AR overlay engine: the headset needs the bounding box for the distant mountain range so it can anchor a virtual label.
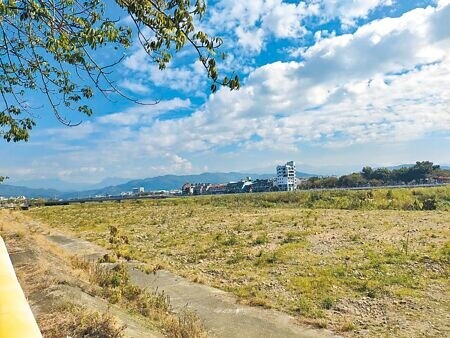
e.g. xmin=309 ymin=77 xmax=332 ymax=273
xmin=7 ymin=177 xmax=131 ymax=192
xmin=1 ymin=171 xmax=315 ymax=199
xmin=0 ymin=184 xmax=61 ymax=199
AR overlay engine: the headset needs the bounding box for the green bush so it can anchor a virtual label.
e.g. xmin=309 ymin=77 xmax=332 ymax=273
xmin=321 ymin=297 xmax=334 ymax=309
xmin=252 ymin=234 xmax=269 ymax=245
xmin=422 ymin=197 xmax=437 ymax=210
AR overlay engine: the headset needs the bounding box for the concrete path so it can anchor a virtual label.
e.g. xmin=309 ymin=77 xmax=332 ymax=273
xmin=129 ymin=268 xmax=335 ymax=338
xmin=45 ymin=231 xmax=339 ymax=338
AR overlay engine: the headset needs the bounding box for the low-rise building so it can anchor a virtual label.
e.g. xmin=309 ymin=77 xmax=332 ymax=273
xmin=193 ymin=183 xmax=209 ymax=195
xmin=226 ymin=179 xmax=252 ymax=194
xmin=132 ymin=187 xmax=145 ymax=195
xmin=206 ymin=184 xmax=227 ymax=194
xmin=434 ymin=176 xmax=450 ymax=184
xmin=182 ymin=183 xmax=194 ymax=195
xmin=252 ymin=178 xmax=275 ymax=192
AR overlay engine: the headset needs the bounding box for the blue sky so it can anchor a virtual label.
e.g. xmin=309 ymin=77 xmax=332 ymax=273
xmin=2 ymin=0 xmax=450 ymax=184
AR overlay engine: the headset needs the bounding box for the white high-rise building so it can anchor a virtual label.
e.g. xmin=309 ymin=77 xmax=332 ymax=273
xmin=276 ymin=161 xmax=296 ymax=191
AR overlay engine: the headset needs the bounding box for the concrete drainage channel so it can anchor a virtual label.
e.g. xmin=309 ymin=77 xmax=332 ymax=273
xmin=46 ymin=233 xmax=339 ymax=338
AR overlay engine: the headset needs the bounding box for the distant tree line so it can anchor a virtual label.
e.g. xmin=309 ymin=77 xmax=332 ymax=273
xmin=300 ymin=162 xmax=449 ymax=189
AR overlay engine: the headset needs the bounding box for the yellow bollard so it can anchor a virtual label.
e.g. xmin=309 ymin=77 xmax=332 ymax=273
xmin=0 ymin=236 xmax=42 ymax=338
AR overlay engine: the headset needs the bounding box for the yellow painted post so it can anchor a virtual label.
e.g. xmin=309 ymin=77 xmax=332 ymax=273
xmin=0 ymin=236 xmax=42 ymax=338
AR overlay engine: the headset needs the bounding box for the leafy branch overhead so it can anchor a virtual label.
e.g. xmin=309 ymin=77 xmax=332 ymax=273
xmin=0 ymin=0 xmax=240 ymax=142
xmin=116 ymin=0 xmax=240 ymax=92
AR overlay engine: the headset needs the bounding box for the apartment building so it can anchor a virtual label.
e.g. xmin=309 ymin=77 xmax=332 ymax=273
xmin=276 ymin=161 xmax=296 ymax=191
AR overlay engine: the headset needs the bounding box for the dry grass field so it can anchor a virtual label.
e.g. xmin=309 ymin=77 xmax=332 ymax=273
xmin=27 ymin=187 xmax=450 ymax=337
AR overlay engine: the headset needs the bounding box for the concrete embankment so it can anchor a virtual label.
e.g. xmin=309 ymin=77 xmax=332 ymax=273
xmin=0 ymin=236 xmax=42 ymax=338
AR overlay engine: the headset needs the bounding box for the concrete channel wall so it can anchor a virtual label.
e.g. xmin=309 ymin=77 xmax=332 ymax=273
xmin=0 ymin=236 xmax=41 ymax=338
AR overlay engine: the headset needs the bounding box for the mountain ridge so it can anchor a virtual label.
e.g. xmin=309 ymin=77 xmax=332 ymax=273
xmin=7 ymin=176 xmax=131 ymax=192
xmin=0 ymin=184 xmax=61 ymax=199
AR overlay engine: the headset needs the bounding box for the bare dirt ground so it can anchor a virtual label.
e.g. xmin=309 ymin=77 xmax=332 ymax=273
xmin=1 ymin=210 xmax=338 ymax=337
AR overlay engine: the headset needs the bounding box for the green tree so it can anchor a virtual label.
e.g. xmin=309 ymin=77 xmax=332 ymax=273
xmin=0 ymin=0 xmax=239 ymax=142
xmin=322 ymin=176 xmax=338 ymax=188
xmin=361 ymin=166 xmax=373 ymax=180
xmin=371 ymin=168 xmax=391 ymax=181
xmin=411 ymin=161 xmax=438 ymax=181
xmin=337 ymin=173 xmax=366 ymax=187
xmin=394 ymin=162 xmax=438 ymax=183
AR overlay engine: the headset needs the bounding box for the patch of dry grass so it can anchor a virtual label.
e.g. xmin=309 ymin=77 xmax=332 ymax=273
xmin=40 ymin=304 xmax=126 ymax=338
xmin=72 ymin=258 xmax=207 ymax=337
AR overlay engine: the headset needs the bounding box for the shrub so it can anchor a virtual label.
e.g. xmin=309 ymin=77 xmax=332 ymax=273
xmin=226 ymin=252 xmax=245 ymax=264
xmin=222 ymin=235 xmax=238 ymax=246
xmin=422 ymin=197 xmax=437 ymax=210
xmin=98 ymin=253 xmax=117 ymax=263
xmin=165 ymin=309 xmax=207 ymax=338
xmin=78 ymin=261 xmax=207 ymax=336
xmin=252 ymin=234 xmax=269 ymax=245
xmin=321 ymin=297 xmax=334 ymax=309
xmin=293 ymin=298 xmax=312 ymax=315
xmin=340 ymin=321 xmax=356 ymax=332
xmin=386 ymin=190 xmax=394 ymax=200
xmin=41 ymin=305 xmax=125 ymax=338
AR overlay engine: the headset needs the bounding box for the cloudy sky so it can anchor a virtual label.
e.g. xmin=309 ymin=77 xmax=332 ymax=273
xmin=2 ymin=0 xmax=450 ymax=184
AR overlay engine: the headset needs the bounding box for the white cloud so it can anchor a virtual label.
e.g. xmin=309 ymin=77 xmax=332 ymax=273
xmin=161 ymin=153 xmax=193 ymax=172
xmin=118 ymin=2 xmax=450 ymax=152
xmin=38 ymin=122 xmax=96 ymax=141
xmin=97 ymin=98 xmax=191 ymax=126
xmin=263 ymin=1 xmax=316 ymax=38
xmin=58 ymin=167 xmax=105 ymax=180
xmin=118 ymin=79 xmax=150 ymax=94
xmin=206 ymin=0 xmax=394 ymax=54
xmin=208 ymin=0 xmax=318 ymax=54
xmin=315 ymin=0 xmax=393 ymax=27
xmin=123 ymin=47 xmax=206 ymax=94
xmin=146 ymin=62 xmax=205 ymax=93
xmin=235 ymin=27 xmax=265 ymax=53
